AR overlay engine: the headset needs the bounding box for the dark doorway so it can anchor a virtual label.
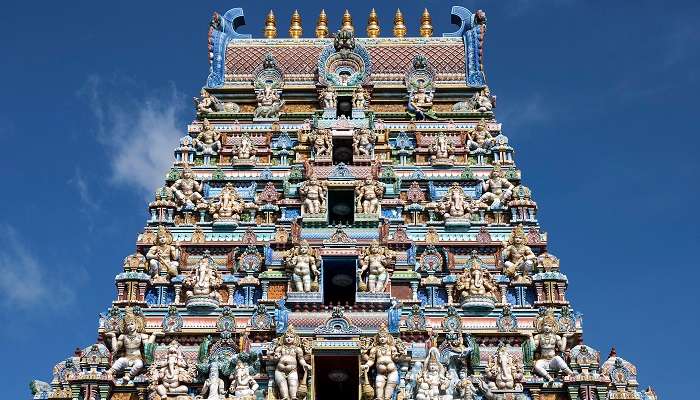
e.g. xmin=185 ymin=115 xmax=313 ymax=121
xmin=332 ymin=137 xmax=353 ymax=165
xmin=323 ymin=257 xmax=357 ymax=306
xmin=314 ymin=354 xmax=359 ymax=400
xmin=337 ymin=96 xmax=352 ymax=118
xmin=328 ymin=190 xmax=354 ymax=226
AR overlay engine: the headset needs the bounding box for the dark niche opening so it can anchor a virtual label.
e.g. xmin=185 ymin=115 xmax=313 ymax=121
xmin=314 ymin=354 xmax=359 ymax=400
xmin=323 ymin=257 xmax=357 ymax=306
xmin=336 ymin=96 xmax=353 ymax=118
xmin=332 ymin=137 xmax=353 ymax=165
xmin=328 ymin=189 xmax=354 ymax=225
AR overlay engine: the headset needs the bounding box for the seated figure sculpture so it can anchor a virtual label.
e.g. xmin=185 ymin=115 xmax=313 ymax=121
xmin=284 ymin=240 xmax=321 ymax=292
xmin=106 ymin=307 xmax=161 ymax=382
xmin=484 ymin=343 xmax=523 ymax=391
xmin=408 ymin=83 xmax=435 ymax=120
xmin=151 ymin=340 xmax=192 ymax=399
xmin=430 ymin=132 xmax=455 ymax=165
xmin=359 ymin=241 xmax=395 ymax=293
xmin=147 ymin=226 xmax=180 ymax=278
xmin=208 ymin=183 xmax=246 ymax=222
xmin=467 ymin=119 xmax=494 ymax=151
xmin=501 ymin=225 xmax=537 ymax=283
xmin=229 ymin=360 xmax=259 ymax=400
xmin=353 ymin=128 xmax=377 ymax=158
xmin=455 ymin=252 xmax=500 ymax=310
xmin=415 ymin=347 xmax=452 ymax=400
xmin=355 ymin=177 xmax=384 ymax=216
xmin=437 ymin=183 xmax=476 ymax=223
xmin=194 ymin=119 xmax=221 ymax=156
xmin=271 ymin=326 xmax=312 ymax=400
xmin=233 ymin=133 xmax=256 ymax=162
xmin=170 ymin=166 xmax=205 ymax=209
xmin=299 ymin=176 xmax=327 ymax=216
xmin=361 ymin=324 xmax=405 ymax=400
xmin=254 ymin=82 xmax=284 ymax=119
xmin=183 ymin=255 xmax=223 ymax=306
xmin=308 ymin=129 xmax=332 ymax=159
xmin=194 ymin=89 xmax=219 ymax=114
xmin=478 ymin=167 xmax=513 ymax=209
xmin=527 ymin=310 xmax=574 ymax=385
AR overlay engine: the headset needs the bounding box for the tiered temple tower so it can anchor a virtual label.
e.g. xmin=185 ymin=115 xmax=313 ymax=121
xmin=31 ymin=6 xmax=657 ymax=400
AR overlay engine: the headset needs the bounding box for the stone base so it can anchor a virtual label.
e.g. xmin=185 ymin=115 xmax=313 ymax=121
xmin=212 ymin=217 xmax=240 ymax=228
xmin=186 ymin=295 xmax=220 ymax=310
xmin=486 ymin=389 xmax=526 ymax=400
xmin=354 ymin=213 xmax=380 ymax=228
xmin=356 ymin=291 xmax=391 ymax=304
xmin=286 ymin=291 xmax=322 ymax=303
xmin=460 ymin=295 xmax=496 ymax=312
xmin=232 ymin=159 xmax=256 ymax=168
xmin=445 ymin=217 xmax=471 ymax=228
xmin=431 ymin=158 xmax=455 ymax=167
xmin=301 ymin=213 xmax=327 ymax=227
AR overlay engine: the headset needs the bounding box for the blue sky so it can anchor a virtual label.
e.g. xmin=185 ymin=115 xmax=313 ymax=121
xmin=0 ymin=0 xmax=698 ymax=398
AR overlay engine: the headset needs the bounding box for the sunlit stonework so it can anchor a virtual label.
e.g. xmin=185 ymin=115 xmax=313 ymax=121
xmin=31 ymin=5 xmax=656 ymax=400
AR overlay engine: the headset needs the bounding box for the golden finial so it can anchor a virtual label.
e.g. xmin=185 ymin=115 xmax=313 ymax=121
xmin=419 ymin=8 xmax=433 ymax=37
xmin=341 ymin=9 xmax=354 ymax=33
xmin=264 ymin=10 xmax=277 ymax=39
xmin=289 ymin=10 xmax=302 ymax=38
xmin=366 ymin=8 xmax=380 ymax=38
xmin=316 ymin=9 xmax=329 ymax=38
xmin=393 ymin=9 xmax=407 ymax=38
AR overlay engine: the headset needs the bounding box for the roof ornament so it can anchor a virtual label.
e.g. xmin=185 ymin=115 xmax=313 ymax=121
xmin=393 ymin=9 xmax=407 ymax=38
xmin=315 ymin=9 xmax=329 ymax=38
xmin=289 ymin=10 xmax=302 ymax=39
xmin=264 ymin=9 xmax=277 ymax=39
xmin=419 ymin=8 xmax=433 ymax=37
xmin=341 ymin=9 xmax=354 ymax=33
xmin=366 ymin=8 xmax=380 ymax=38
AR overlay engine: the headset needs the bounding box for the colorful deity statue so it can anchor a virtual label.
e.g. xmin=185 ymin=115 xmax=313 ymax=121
xmin=408 ymin=82 xmax=435 ymax=120
xmin=147 ymin=226 xmax=180 ymax=278
xmin=353 ymin=128 xmax=378 ymax=157
xmin=501 ymin=225 xmax=537 ymax=283
xmin=183 ymin=255 xmax=223 ymax=304
xmin=106 ymin=307 xmax=161 ymax=382
xmin=308 ymin=129 xmax=332 ymax=158
xmin=270 ymin=326 xmax=312 ymax=400
xmin=466 ymin=119 xmax=494 ymax=151
xmin=430 ymin=132 xmax=455 ymax=163
xmin=526 ymin=310 xmax=574 ymax=385
xmin=473 ymin=87 xmax=494 ymax=112
xmin=484 ymin=343 xmax=523 ymax=390
xmin=150 ymin=340 xmax=193 ymax=399
xmin=438 ymin=327 xmax=474 ymax=394
xmin=229 ymin=360 xmax=259 ymax=400
xmin=361 ymin=324 xmax=406 ymax=400
xmin=415 ymin=347 xmax=452 ymax=400
xmin=254 ymin=82 xmax=284 ymax=119
xmin=194 ymin=89 xmax=218 ymax=114
xmin=437 ymin=183 xmax=476 ymax=222
xmin=353 ymin=87 xmax=369 ymax=108
xmin=283 ymin=240 xmax=321 ymax=292
xmin=355 ymin=177 xmax=384 ymax=215
xmin=208 ymin=183 xmax=246 ymax=221
xmin=299 ymin=176 xmax=327 ymax=215
xmin=194 ymin=119 xmax=222 ymax=156
xmin=233 ymin=132 xmax=256 ymax=161
xmin=359 ymin=241 xmax=395 ymax=293
xmin=170 ymin=165 xmax=205 ymax=209
xmin=197 ymin=362 xmax=226 ymax=400
xmin=455 ymin=252 xmax=500 ymax=306
xmin=455 ymin=371 xmax=479 ymax=400
xmin=478 ymin=167 xmax=513 ymax=209
xmin=318 ymin=87 xmax=337 ymax=109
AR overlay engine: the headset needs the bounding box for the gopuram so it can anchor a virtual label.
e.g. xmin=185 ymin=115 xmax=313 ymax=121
xmin=31 ymin=6 xmax=658 ymax=400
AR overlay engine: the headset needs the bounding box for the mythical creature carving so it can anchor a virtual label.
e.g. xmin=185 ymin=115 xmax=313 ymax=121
xmin=437 ymin=183 xmax=478 ymax=222
xmin=254 ymin=82 xmax=284 ymax=119
xmin=106 ymin=307 xmax=161 ymax=382
xmin=501 ymin=225 xmax=537 ymax=283
xmin=233 ymin=132 xmax=256 ymax=162
xmin=455 ymin=252 xmax=500 ymax=307
xmin=484 ymin=343 xmax=523 ymax=390
xmin=270 ymin=326 xmax=312 ymax=400
xmin=429 ymin=132 xmax=454 ymax=163
xmin=355 ymin=177 xmax=384 ymax=215
xmin=147 ymin=226 xmax=180 ymax=278
xmin=283 ymin=240 xmax=321 ymax=293
xmin=150 ymin=340 xmax=194 ymax=400
xmin=361 ymin=324 xmax=406 ymax=400
xmin=358 ymin=241 xmax=395 ymax=293
xmin=229 ymin=360 xmax=259 ymax=400
xmin=299 ymin=176 xmax=327 ymax=215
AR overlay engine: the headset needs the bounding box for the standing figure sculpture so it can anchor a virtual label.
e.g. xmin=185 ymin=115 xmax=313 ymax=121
xmin=299 ymin=177 xmax=327 ymax=215
xmin=194 ymin=119 xmax=222 ymax=156
xmin=284 ymin=240 xmax=321 ymax=292
xmin=183 ymin=255 xmax=223 ymax=303
xmin=229 ymin=360 xmax=259 ymax=400
xmin=234 ymin=133 xmax=256 ymax=161
xmin=355 ymin=178 xmax=384 ymax=215
xmin=353 ymin=129 xmax=378 ymax=158
xmin=270 ymin=326 xmax=312 ymax=400
xmin=319 ymin=87 xmax=337 ymax=109
xmin=106 ymin=307 xmax=160 ymax=382
xmin=170 ymin=166 xmax=205 ymax=209
xmin=353 ymin=87 xmax=369 ymax=109
xmin=209 ymin=183 xmax=246 ymax=221
xmin=308 ymin=129 xmax=332 ymax=158
xmin=415 ymin=347 xmax=452 ymax=400
xmin=484 ymin=343 xmax=523 ymax=391
xmin=478 ymin=167 xmax=513 ymax=209
xmin=358 ymin=241 xmax=395 ymax=293
xmin=430 ymin=132 xmax=454 ymax=162
xmin=361 ymin=324 xmax=405 ymax=400
xmin=151 ymin=340 xmax=192 ymax=399
xmin=438 ymin=327 xmax=473 ymax=395
xmin=501 ymin=225 xmax=537 ymax=282
xmin=526 ymin=310 xmax=574 ymax=385
xmin=198 ymin=362 xmax=226 ymax=400
xmin=147 ymin=226 xmax=180 ymax=278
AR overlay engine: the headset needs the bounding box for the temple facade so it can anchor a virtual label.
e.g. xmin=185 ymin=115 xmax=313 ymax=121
xmin=31 ymin=6 xmax=657 ymax=400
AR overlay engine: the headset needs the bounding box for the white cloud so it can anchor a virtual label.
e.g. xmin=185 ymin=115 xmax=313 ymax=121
xmin=69 ymin=167 xmax=99 ymax=212
xmin=0 ymin=225 xmax=75 ymax=308
xmin=497 ymin=92 xmax=552 ymax=131
xmin=80 ymin=75 xmax=186 ymax=198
